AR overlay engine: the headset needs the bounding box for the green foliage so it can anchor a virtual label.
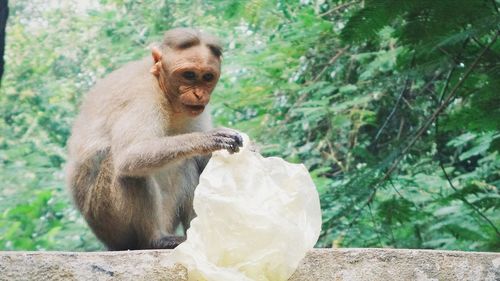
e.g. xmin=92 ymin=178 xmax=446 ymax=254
xmin=0 ymin=0 xmax=498 ymax=251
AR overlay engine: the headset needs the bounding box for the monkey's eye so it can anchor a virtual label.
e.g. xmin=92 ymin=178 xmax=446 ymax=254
xmin=182 ymin=71 xmax=196 ymax=80
xmin=202 ymin=73 xmax=215 ymax=82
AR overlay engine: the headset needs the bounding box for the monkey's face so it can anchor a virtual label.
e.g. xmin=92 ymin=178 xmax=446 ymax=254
xmin=156 ymin=43 xmax=222 ymax=116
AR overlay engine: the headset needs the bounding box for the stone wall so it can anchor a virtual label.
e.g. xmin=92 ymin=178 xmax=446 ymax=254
xmin=1 ymin=248 xmax=498 ymax=281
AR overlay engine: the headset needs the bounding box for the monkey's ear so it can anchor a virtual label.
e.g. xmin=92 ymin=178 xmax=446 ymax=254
xmin=151 ymin=47 xmax=162 ymax=63
xmin=150 ymin=62 xmax=162 ymax=77
xmin=150 ymin=47 xmax=163 ymax=77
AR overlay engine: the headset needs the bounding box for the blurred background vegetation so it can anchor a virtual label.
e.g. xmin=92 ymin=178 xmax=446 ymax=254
xmin=0 ymin=0 xmax=499 ymax=251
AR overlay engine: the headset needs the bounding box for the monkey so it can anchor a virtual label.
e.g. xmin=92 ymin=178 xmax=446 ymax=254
xmin=65 ymin=28 xmax=243 ymax=250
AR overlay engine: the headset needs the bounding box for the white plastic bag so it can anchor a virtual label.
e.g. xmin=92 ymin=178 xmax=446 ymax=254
xmin=171 ymin=133 xmax=321 ymax=281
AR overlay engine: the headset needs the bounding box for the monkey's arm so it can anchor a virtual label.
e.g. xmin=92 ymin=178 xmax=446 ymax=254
xmin=111 ymin=108 xmax=241 ymax=177
xmin=114 ymin=130 xmax=241 ymax=177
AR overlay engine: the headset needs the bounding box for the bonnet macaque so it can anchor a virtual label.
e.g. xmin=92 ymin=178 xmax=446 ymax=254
xmin=66 ymin=28 xmax=242 ymax=250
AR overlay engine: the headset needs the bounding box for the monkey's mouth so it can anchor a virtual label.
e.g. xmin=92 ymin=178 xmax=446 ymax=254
xmin=183 ymin=104 xmax=206 ymax=115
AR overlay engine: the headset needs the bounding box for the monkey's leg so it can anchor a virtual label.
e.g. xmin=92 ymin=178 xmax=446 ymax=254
xmin=84 ymin=174 xmax=168 ymax=251
xmin=71 ymin=154 xmax=141 ymax=250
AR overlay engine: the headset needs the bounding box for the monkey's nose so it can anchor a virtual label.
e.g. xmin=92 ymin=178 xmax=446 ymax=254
xmin=193 ymin=89 xmax=202 ymax=100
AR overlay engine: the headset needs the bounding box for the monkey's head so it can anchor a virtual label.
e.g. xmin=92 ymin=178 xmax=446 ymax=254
xmin=151 ymin=28 xmax=223 ymax=116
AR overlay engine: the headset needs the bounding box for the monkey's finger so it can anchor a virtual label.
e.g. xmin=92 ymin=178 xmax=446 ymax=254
xmin=227 ymin=144 xmax=240 ymax=154
xmin=233 ymin=133 xmax=243 ymax=147
xmin=227 ymin=145 xmax=240 ymax=154
xmin=217 ymin=143 xmax=238 ymax=154
xmin=223 ymin=143 xmax=241 ymax=154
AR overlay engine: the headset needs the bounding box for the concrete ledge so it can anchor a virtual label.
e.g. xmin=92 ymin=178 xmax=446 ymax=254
xmin=290 ymin=248 xmax=499 ymax=281
xmin=0 ymin=248 xmax=499 ymax=281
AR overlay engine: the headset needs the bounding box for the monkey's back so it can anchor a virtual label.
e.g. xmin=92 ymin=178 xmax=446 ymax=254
xmin=68 ymin=58 xmax=155 ymax=156
xmin=65 ymin=58 xmax=158 ymax=218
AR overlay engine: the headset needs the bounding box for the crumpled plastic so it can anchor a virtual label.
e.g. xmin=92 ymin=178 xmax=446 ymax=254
xmin=171 ymin=133 xmax=322 ymax=281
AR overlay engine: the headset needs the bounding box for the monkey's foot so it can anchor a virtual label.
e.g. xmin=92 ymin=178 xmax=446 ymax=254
xmin=150 ymin=236 xmax=186 ymax=249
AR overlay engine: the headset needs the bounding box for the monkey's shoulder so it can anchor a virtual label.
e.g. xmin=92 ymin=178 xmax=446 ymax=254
xmin=85 ymin=57 xmax=156 ymax=101
xmin=100 ymin=57 xmax=151 ymax=83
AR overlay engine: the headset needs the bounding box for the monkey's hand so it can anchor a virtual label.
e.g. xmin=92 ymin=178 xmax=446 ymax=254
xmin=203 ymin=128 xmax=243 ymax=154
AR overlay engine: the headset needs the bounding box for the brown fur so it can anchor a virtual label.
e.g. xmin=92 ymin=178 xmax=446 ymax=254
xmin=66 ymin=28 xmax=242 ymax=250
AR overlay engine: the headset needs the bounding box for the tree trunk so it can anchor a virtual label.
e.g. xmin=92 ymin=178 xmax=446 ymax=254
xmin=0 ymin=0 xmax=8 ymax=85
